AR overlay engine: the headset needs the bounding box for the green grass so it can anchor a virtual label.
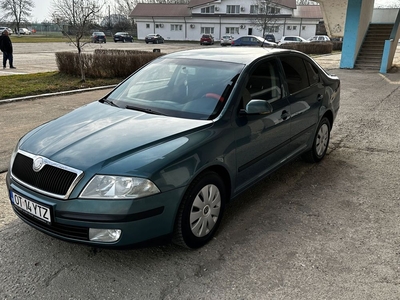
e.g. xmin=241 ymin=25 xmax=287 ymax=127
xmin=0 ymin=72 xmax=123 ymax=100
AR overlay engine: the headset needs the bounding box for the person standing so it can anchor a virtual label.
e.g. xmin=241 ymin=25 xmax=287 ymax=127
xmin=0 ymin=30 xmax=16 ymax=69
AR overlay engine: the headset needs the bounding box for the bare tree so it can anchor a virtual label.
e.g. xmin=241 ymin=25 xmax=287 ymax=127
xmin=0 ymin=0 xmax=34 ymax=33
xmin=249 ymin=0 xmax=281 ymax=38
xmin=52 ymin=0 xmax=104 ymax=81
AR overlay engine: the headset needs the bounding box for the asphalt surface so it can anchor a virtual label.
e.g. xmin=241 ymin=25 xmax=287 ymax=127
xmin=1 ymin=44 xmax=400 ymax=299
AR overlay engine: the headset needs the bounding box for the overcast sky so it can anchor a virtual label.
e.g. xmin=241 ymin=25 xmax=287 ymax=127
xmin=29 ymin=0 xmax=400 ymax=23
xmin=31 ymin=0 xmax=53 ymax=22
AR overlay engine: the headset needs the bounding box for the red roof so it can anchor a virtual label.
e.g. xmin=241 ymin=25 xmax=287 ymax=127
xmin=130 ymin=3 xmax=191 ymax=18
xmin=293 ymin=5 xmax=323 ymax=19
xmin=188 ymin=0 xmax=217 ymax=8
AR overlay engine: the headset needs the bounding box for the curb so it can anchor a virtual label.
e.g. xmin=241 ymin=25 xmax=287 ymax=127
xmin=0 ymin=85 xmax=117 ymax=105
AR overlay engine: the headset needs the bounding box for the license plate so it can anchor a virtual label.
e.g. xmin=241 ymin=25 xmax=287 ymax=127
xmin=11 ymin=192 xmax=51 ymax=223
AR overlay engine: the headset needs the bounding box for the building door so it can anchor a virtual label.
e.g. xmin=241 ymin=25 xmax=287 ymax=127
xmin=248 ymin=28 xmax=252 ymax=35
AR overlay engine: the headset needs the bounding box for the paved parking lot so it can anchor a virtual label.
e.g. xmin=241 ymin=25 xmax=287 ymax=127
xmin=1 ymin=43 xmax=400 ymax=299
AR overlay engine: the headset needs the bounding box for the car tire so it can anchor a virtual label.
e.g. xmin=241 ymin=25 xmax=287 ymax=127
xmin=173 ymin=171 xmax=226 ymax=249
xmin=302 ymin=117 xmax=331 ymax=163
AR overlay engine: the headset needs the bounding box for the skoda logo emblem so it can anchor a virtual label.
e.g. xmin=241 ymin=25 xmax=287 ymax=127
xmin=32 ymin=157 xmax=45 ymax=172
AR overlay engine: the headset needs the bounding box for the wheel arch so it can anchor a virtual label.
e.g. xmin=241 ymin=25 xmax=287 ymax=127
xmin=322 ymin=109 xmax=334 ymax=130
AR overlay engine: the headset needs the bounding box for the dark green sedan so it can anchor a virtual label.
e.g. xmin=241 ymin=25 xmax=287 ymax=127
xmin=6 ymin=48 xmax=340 ymax=249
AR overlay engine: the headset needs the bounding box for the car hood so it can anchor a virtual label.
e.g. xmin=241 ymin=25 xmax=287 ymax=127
xmin=19 ymin=101 xmax=212 ymax=171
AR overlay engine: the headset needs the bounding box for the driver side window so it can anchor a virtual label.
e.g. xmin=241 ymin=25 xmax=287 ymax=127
xmin=242 ymin=59 xmax=282 ymax=108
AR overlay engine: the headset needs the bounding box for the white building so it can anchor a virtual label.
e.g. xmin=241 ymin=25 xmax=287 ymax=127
xmin=130 ymin=0 xmax=323 ymax=42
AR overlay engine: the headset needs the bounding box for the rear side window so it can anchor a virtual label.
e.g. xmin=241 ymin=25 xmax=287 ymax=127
xmin=279 ymin=56 xmax=309 ymax=94
xmin=304 ymin=61 xmax=320 ymax=85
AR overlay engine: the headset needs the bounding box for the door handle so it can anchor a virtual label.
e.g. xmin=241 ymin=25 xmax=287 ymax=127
xmin=281 ymin=110 xmax=289 ymax=120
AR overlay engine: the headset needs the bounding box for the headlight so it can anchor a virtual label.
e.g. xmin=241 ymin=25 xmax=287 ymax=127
xmin=80 ymin=175 xmax=160 ymax=199
xmin=9 ymin=142 xmax=20 ymax=172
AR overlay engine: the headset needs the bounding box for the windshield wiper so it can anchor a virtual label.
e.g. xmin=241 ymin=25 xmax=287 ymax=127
xmin=126 ymin=105 xmax=166 ymax=116
xmin=100 ymin=98 xmax=119 ymax=107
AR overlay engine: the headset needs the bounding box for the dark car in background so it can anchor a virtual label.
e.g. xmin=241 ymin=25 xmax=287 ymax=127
xmin=145 ymin=33 xmax=164 ymax=44
xmin=264 ymin=34 xmax=276 ymax=43
xmin=91 ymin=31 xmax=106 ymax=43
xmin=113 ymin=32 xmax=134 ymax=43
xmin=200 ymin=34 xmax=214 ymax=45
xmin=231 ymin=35 xmax=277 ymax=47
xmin=6 ymin=48 xmax=340 ymax=249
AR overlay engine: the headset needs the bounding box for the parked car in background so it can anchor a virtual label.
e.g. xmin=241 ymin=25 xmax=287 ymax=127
xmin=278 ymin=36 xmax=309 ymax=45
xmin=145 ymin=33 xmax=164 ymax=44
xmin=308 ymin=35 xmax=331 ymax=42
xmin=91 ymin=31 xmax=106 ymax=43
xmin=19 ymin=28 xmax=31 ymax=35
xmin=220 ymin=35 xmax=234 ymax=46
xmin=264 ymin=34 xmax=276 ymax=43
xmin=231 ymin=35 xmax=277 ymax=47
xmin=6 ymin=47 xmax=340 ymax=249
xmin=200 ymin=34 xmax=214 ymax=45
xmin=0 ymin=27 xmax=13 ymax=35
xmin=113 ymin=32 xmax=134 ymax=43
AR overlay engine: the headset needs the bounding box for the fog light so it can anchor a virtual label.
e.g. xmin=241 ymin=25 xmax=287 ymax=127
xmin=89 ymin=228 xmax=122 ymax=242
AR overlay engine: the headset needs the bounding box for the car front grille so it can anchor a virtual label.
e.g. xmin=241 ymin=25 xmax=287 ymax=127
xmin=11 ymin=151 xmax=84 ymax=199
xmin=14 ymin=206 xmax=89 ymax=240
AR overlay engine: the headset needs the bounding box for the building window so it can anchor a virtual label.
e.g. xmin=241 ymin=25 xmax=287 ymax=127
xmin=293 ymin=26 xmax=297 ymax=30
xmin=302 ymin=26 xmax=306 ymax=30
xmin=146 ymin=24 xmax=150 ymax=28
xmin=226 ymin=5 xmax=240 ymax=14
xmin=266 ymin=26 xmax=279 ymax=33
xmin=267 ymin=6 xmax=280 ymax=14
xmin=226 ymin=27 xmax=239 ymax=34
xmin=201 ymin=27 xmax=214 ymax=34
xmin=287 ymin=26 xmax=292 ymax=30
xmin=201 ymin=6 xmax=215 ymax=13
xmin=155 ymin=24 xmax=163 ymax=28
xmin=250 ymin=5 xmax=258 ymax=14
xmin=171 ymin=24 xmax=183 ymax=31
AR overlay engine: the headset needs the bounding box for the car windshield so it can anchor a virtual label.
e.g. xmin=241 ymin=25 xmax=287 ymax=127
xmin=106 ymin=57 xmax=244 ymax=120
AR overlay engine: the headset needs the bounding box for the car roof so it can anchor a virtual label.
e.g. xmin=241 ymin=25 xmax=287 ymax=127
xmin=163 ymin=47 xmax=292 ymax=65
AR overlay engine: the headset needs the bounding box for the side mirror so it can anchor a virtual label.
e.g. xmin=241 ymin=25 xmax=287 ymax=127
xmin=241 ymin=99 xmax=273 ymax=115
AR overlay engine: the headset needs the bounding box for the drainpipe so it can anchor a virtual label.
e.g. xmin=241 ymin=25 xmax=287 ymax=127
xmin=219 ymin=14 xmax=222 ymax=40
xmin=184 ymin=17 xmax=187 ymax=40
xmin=152 ymin=17 xmax=155 ymax=33
xmin=299 ymin=18 xmax=303 ymax=37
xmin=283 ymin=18 xmax=286 ymax=36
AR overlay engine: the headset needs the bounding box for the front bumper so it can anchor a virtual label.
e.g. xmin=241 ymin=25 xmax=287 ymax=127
xmin=6 ymin=173 xmax=186 ymax=248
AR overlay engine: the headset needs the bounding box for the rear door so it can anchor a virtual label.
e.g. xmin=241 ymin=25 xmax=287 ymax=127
xmin=278 ymin=54 xmax=325 ymax=154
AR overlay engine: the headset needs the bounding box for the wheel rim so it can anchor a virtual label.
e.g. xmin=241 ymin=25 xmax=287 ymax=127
xmin=190 ymin=184 xmax=221 ymax=237
xmin=315 ymin=123 xmax=329 ymax=156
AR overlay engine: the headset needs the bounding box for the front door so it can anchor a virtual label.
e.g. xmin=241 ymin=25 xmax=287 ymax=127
xmin=234 ymin=59 xmax=291 ymax=193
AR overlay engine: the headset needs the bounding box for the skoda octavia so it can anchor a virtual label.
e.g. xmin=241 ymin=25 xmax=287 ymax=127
xmin=6 ymin=48 xmax=340 ymax=249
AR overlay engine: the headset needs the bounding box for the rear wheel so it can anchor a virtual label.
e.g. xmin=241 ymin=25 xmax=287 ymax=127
xmin=173 ymin=171 xmax=226 ymax=249
xmin=303 ymin=117 xmax=331 ymax=163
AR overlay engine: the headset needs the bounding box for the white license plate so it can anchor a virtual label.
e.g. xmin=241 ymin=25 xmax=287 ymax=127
xmin=12 ymin=192 xmax=51 ymax=223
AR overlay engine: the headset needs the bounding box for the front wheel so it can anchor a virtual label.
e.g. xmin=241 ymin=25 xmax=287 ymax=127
xmin=173 ymin=171 xmax=226 ymax=249
xmin=303 ymin=117 xmax=331 ymax=163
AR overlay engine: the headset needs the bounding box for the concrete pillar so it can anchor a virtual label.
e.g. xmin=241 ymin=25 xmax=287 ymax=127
xmin=316 ymin=0 xmax=348 ymax=38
